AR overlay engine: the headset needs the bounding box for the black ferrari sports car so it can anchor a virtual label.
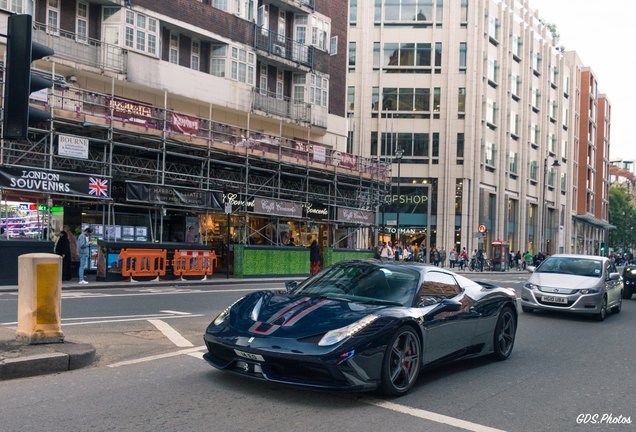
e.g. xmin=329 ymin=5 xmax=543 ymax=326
xmin=203 ymin=260 xmax=518 ymax=395
xmin=623 ymin=263 xmax=636 ymax=299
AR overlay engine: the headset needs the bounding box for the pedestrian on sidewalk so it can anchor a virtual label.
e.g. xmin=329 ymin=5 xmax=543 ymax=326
xmin=309 ymin=240 xmax=320 ymax=275
xmin=54 ymin=230 xmax=72 ymax=281
xmin=77 ymin=227 xmax=92 ymax=284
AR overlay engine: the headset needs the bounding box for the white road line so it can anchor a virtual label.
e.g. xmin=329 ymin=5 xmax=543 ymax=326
xmin=362 ymin=398 xmax=507 ymax=432
xmin=108 ymin=346 xmax=206 ymax=368
xmin=0 ymin=312 xmax=202 ymax=327
xmin=160 ymin=310 xmax=191 ymax=315
xmin=187 ymin=352 xmax=203 ymax=359
xmin=148 ymin=319 xmax=194 ymax=347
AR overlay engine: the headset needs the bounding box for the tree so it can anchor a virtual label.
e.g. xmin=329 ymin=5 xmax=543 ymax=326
xmin=608 ymin=186 xmax=636 ymax=251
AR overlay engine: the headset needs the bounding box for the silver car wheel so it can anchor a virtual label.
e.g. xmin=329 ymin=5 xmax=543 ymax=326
xmin=595 ymin=296 xmax=607 ymax=321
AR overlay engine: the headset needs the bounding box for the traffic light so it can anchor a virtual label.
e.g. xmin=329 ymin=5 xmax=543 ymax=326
xmin=2 ymin=14 xmax=54 ymax=139
xmin=600 ymin=242 xmax=606 ymax=255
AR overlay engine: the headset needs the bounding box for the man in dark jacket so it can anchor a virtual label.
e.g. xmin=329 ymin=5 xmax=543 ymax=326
xmin=309 ymin=240 xmax=320 ymax=275
xmin=54 ymin=230 xmax=72 ymax=281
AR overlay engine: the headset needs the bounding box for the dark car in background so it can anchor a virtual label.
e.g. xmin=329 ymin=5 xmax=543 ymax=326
xmin=203 ymin=260 xmax=518 ymax=396
xmin=623 ymin=263 xmax=636 ymax=299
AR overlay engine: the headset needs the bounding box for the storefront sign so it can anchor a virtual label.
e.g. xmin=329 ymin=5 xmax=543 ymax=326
xmin=313 ymin=145 xmax=326 ymax=163
xmin=303 ymin=202 xmax=329 ymax=220
xmin=0 ymin=166 xmax=109 ymax=198
xmin=126 ymin=182 xmax=222 ymax=209
xmin=171 ymin=112 xmax=200 ymax=135
xmin=107 ymin=97 xmax=155 ymax=126
xmin=253 ymin=197 xmax=302 ymax=218
xmin=58 ymin=134 xmax=89 ymax=159
xmin=331 ymin=151 xmax=357 ymax=169
xmin=337 ymin=207 xmax=374 ymax=225
xmin=384 ymin=194 xmax=428 ymax=204
xmin=223 ymin=193 xmax=255 ymax=210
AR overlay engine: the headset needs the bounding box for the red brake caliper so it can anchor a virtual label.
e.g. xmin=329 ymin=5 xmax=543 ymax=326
xmin=404 ymin=346 xmax=412 ymax=370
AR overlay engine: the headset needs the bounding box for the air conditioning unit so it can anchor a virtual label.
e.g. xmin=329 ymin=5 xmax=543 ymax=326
xmin=272 ymin=44 xmax=284 ymax=56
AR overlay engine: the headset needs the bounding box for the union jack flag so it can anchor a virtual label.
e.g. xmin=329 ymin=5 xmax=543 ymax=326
xmin=88 ymin=177 xmax=109 ymax=197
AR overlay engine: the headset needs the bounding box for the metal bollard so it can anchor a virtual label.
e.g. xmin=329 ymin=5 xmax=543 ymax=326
xmin=16 ymin=253 xmax=64 ymax=344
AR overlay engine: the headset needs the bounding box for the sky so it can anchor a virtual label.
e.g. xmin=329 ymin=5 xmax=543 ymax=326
xmin=529 ymin=0 xmax=636 ymax=161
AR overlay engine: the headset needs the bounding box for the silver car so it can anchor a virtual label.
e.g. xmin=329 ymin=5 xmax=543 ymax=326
xmin=521 ymin=254 xmax=623 ymax=321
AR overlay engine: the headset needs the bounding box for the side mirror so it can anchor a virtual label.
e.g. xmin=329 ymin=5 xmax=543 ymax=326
xmin=424 ymin=298 xmax=462 ymax=321
xmin=527 ymin=266 xmax=535 ymax=273
xmin=285 ymin=281 xmax=298 ymax=293
xmin=609 ymin=272 xmax=620 ymax=281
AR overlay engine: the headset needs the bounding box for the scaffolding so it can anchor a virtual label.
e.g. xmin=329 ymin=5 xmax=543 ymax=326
xmin=0 ymin=73 xmax=391 ymax=247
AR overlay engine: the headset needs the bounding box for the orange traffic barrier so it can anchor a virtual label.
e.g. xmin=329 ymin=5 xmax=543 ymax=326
xmin=119 ymin=248 xmax=167 ymax=281
xmin=172 ymin=249 xmax=217 ymax=280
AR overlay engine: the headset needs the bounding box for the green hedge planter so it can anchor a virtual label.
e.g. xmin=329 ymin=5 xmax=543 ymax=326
xmin=323 ymin=248 xmax=375 ymax=267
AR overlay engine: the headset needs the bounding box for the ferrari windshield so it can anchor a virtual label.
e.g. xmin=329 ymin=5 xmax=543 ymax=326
xmin=536 ymin=257 xmax=603 ymax=278
xmin=294 ymin=262 xmax=421 ymax=306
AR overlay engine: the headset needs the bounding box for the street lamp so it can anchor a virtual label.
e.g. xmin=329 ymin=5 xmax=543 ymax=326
xmin=542 ymin=157 xmax=561 ymax=254
xmin=395 ymin=147 xmax=404 ymax=248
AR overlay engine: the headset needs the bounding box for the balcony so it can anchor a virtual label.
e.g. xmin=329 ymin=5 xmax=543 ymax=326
xmin=268 ymin=0 xmax=315 ymax=13
xmin=32 ymin=22 xmax=126 ymax=75
xmin=254 ymin=28 xmax=313 ymax=69
xmin=253 ymin=89 xmax=311 ymax=124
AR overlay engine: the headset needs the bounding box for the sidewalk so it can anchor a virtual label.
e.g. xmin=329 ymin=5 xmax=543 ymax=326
xmin=0 ymin=273 xmax=299 ymax=380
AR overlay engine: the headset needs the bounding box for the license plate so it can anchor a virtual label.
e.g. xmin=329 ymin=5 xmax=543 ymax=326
xmin=541 ymin=295 xmax=568 ymax=304
xmin=234 ymin=349 xmax=265 ymax=362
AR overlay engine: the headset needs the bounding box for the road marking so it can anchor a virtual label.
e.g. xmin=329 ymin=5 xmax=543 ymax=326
xmin=0 ymin=312 xmax=201 ymax=326
xmin=362 ymin=398 xmax=507 ymax=432
xmin=148 ymin=319 xmax=194 ymax=347
xmin=160 ymin=310 xmax=191 ymax=315
xmin=108 ymin=346 xmax=206 ymax=368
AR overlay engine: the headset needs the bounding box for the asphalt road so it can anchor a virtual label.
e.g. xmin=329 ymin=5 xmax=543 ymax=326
xmin=0 ymin=274 xmax=634 ymax=432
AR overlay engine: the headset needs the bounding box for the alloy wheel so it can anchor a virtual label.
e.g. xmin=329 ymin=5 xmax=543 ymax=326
xmin=388 ymin=329 xmax=420 ymax=392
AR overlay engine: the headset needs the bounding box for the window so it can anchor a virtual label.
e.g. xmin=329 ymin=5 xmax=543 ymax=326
xmin=293 ymin=74 xmax=305 ymax=102
xmin=486 ymin=99 xmax=496 ymax=126
xmin=330 ymin=36 xmax=338 ymax=55
xmin=433 ymin=88 xmax=441 ymax=112
xmin=381 ymin=87 xmax=431 ymax=112
xmin=417 ymin=271 xmax=461 ymax=307
xmin=348 ymin=42 xmax=356 ymax=67
xmin=511 ymin=74 xmax=521 ymax=99
xmin=276 ymin=71 xmax=284 ymax=100
xmin=509 ymin=152 xmax=518 ymax=175
xmin=210 ymin=45 xmax=226 ymax=77
xmin=230 ymin=47 xmax=255 ymax=85
xmin=532 ymin=51 xmax=541 ymax=72
xmin=309 ymin=74 xmax=328 ymax=107
xmin=235 ymin=0 xmax=254 ymax=21
xmin=459 ymin=42 xmax=467 ymax=70
xmin=350 ymin=0 xmax=357 ymax=23
xmin=124 ymin=10 xmax=158 ymax=56
xmin=381 ymin=42 xmax=437 ymax=70
xmin=531 ymin=88 xmax=540 ymax=110
xmin=76 ymin=1 xmax=89 ymax=43
xmin=432 ymin=133 xmax=439 ymax=157
xmin=529 ymin=160 xmax=538 ymax=181
xmin=169 ymin=33 xmax=179 ymax=64
xmin=47 ymin=0 xmax=60 ymax=34
xmin=312 ymin=15 xmax=330 ymax=51
xmin=191 ymin=40 xmax=200 ymax=71
xmin=530 ymin=124 xmax=540 ymax=146
xmin=487 ymin=59 xmax=498 ymax=85
xmin=373 ymin=42 xmax=381 ymax=68
xmin=460 ymin=0 xmax=468 ymax=23
xmin=347 ymin=86 xmax=355 ymax=112
xmin=457 ymin=133 xmax=464 ymax=158
xmin=485 ymin=142 xmax=495 ymax=166
xmin=488 ymin=16 xmax=499 ymax=42
xmin=510 ymin=112 xmax=519 ymax=137
xmin=434 ymin=42 xmax=442 ymax=69
xmin=512 ymin=34 xmax=521 ymax=59
xmin=458 ymin=88 xmax=466 ymax=114
xmin=0 ymin=0 xmax=33 ymax=14
xmin=213 ymin=0 xmax=228 ymax=11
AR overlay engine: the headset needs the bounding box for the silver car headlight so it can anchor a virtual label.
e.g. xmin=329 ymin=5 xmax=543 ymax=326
xmin=318 ymin=314 xmax=379 ymax=346
xmin=580 ymin=288 xmax=600 ymax=294
xmin=523 ymin=282 xmax=539 ymax=290
xmin=213 ymin=296 xmax=246 ymax=326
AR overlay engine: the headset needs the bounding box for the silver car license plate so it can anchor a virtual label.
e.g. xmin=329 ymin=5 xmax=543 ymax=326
xmin=234 ymin=349 xmax=265 ymax=362
xmin=541 ymin=295 xmax=568 ymax=304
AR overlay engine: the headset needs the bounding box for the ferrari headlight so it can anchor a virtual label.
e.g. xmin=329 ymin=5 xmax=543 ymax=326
xmin=318 ymin=314 xmax=379 ymax=346
xmin=212 ymin=296 xmax=245 ymax=326
xmin=523 ymin=282 xmax=539 ymax=290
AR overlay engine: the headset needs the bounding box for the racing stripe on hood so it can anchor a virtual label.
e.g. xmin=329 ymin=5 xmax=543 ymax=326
xmin=283 ymin=299 xmax=330 ymax=326
xmin=265 ymin=297 xmax=312 ymax=324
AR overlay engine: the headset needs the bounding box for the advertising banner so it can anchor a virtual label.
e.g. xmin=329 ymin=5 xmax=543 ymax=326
xmin=58 ymin=134 xmax=89 ymax=159
xmin=303 ymin=202 xmax=329 ymax=220
xmin=253 ymin=197 xmax=303 ymax=218
xmin=126 ymin=182 xmax=223 ymax=209
xmin=0 ymin=166 xmax=109 ymax=198
xmin=107 ymin=97 xmax=156 ymax=127
xmin=171 ymin=112 xmax=200 ymax=135
xmin=336 ymin=207 xmax=374 ymax=225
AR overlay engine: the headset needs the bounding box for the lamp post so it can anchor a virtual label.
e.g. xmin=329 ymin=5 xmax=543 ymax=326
xmin=395 ymin=147 xmax=404 ymax=248
xmin=542 ymin=157 xmax=561 ymax=254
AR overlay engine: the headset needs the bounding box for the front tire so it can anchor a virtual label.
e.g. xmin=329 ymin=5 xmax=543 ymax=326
xmin=595 ymin=296 xmax=607 ymax=321
xmin=492 ymin=306 xmax=517 ymax=361
xmin=611 ymin=296 xmax=622 ymax=314
xmin=379 ymin=326 xmax=421 ymax=396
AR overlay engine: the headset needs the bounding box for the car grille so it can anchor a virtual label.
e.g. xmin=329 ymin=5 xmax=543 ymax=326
xmin=206 ymin=341 xmax=237 ymax=363
xmin=266 ymin=358 xmax=340 ymax=384
xmin=538 ymin=286 xmax=577 ymax=295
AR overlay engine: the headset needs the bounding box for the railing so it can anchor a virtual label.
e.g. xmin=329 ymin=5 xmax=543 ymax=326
xmin=253 ymin=27 xmax=313 ymax=68
xmin=37 ymin=85 xmax=391 ymax=181
xmin=279 ymin=0 xmax=315 ymax=10
xmin=253 ymin=89 xmax=311 ymax=123
xmin=32 ymin=22 xmax=126 ymax=74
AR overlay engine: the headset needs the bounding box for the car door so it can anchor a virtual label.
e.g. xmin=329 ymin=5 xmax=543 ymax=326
xmin=417 ymin=270 xmax=477 ymax=363
xmin=606 ymin=261 xmax=622 ymax=306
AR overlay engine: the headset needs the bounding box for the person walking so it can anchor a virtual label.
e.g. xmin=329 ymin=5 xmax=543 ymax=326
xmin=449 ymin=248 xmax=457 ymax=269
xmin=77 ymin=227 xmax=92 ymax=284
xmin=458 ymin=248 xmax=468 ymax=270
xmin=309 ymin=240 xmax=320 ymax=275
xmin=54 ymin=230 xmax=72 ymax=281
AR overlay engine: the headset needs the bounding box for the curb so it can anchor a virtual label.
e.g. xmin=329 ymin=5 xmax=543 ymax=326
xmin=0 ymin=341 xmax=96 ymax=380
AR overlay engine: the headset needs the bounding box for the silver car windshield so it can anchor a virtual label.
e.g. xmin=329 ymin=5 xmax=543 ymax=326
xmin=295 ymin=262 xmax=421 ymax=306
xmin=537 ymin=257 xmax=603 ymax=278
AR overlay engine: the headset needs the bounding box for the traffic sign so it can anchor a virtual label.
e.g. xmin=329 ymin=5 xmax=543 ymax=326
xmin=478 ymin=224 xmax=487 ymax=233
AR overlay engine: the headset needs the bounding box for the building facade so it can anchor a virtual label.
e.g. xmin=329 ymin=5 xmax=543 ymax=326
xmin=0 ymin=0 xmax=388 ymax=275
xmin=348 ymin=0 xmax=611 ymax=258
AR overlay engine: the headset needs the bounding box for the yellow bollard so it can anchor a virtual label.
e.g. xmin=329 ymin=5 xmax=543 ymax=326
xmin=16 ymin=253 xmax=64 ymax=344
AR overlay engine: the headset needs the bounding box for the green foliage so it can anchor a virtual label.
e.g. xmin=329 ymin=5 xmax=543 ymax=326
xmin=609 ymin=186 xmax=636 ymax=250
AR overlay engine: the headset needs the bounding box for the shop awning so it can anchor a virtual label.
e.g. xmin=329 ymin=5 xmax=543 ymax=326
xmin=573 ymin=214 xmax=615 ymax=230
